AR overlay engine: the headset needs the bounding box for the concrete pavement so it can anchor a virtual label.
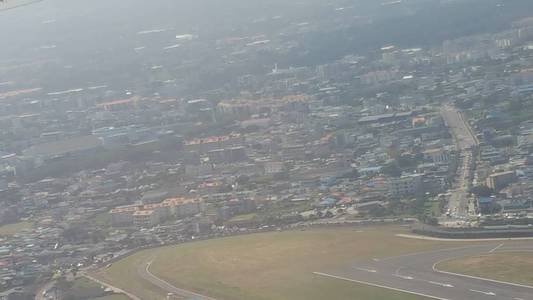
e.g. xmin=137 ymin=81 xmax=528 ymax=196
xmin=315 ymin=241 xmax=533 ymax=300
xmin=34 ymin=280 xmax=56 ymax=300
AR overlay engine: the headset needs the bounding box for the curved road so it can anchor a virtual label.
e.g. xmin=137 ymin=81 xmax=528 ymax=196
xmin=315 ymin=241 xmax=533 ymax=300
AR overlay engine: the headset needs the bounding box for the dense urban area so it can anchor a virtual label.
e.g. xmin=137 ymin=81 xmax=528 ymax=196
xmin=2 ymin=0 xmax=533 ymax=299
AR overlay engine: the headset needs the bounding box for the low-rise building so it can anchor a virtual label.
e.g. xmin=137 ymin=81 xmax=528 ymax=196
xmin=423 ymin=148 xmax=450 ymax=163
xmin=207 ymin=147 xmax=247 ymax=164
xmin=264 ymin=161 xmax=285 ymax=175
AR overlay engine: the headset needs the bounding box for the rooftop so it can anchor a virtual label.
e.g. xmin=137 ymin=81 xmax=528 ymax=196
xmin=23 ymin=135 xmax=102 ymax=157
xmin=133 ymin=210 xmax=154 ymax=216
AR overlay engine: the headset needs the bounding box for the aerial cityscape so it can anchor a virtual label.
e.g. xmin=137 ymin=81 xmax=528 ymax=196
xmin=2 ymin=0 xmax=533 ymax=299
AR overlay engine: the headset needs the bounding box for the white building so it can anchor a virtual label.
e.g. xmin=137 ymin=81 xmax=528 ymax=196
xmin=264 ymin=161 xmax=285 ymax=174
xmin=162 ymin=197 xmax=204 ymax=218
xmin=389 ymin=174 xmax=423 ymax=198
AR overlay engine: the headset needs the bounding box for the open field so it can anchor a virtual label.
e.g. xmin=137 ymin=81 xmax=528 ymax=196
xmin=0 ymin=221 xmax=32 ymax=236
xmin=228 ymin=213 xmax=257 ymax=222
xmin=96 ymin=226 xmax=453 ymax=300
xmin=437 ymin=252 xmax=533 ymax=286
xmin=92 ymin=295 xmax=130 ymax=300
xmin=58 ymin=277 xmax=131 ymax=300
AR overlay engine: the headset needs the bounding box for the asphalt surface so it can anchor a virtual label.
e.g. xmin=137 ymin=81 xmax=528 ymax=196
xmin=34 ymin=280 xmax=56 ymax=300
xmin=440 ymin=105 xmax=478 ymax=151
xmin=440 ymin=105 xmax=478 ymax=222
xmin=315 ymin=241 xmax=533 ymax=300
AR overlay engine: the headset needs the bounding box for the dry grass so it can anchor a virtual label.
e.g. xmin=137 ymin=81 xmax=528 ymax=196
xmin=0 ymin=221 xmax=32 ymax=236
xmin=437 ymin=252 xmax=533 ymax=286
xmin=92 ymin=295 xmax=130 ymax=300
xmin=99 ymin=226 xmax=447 ymax=300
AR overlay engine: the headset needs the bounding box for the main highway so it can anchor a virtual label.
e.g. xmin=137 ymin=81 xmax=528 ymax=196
xmin=315 ymin=241 xmax=533 ymax=300
xmin=440 ymin=105 xmax=478 ymax=222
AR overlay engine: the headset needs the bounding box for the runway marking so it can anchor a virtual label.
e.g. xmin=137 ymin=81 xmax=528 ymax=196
xmin=393 ymin=274 xmax=414 ymax=280
xmin=393 ymin=267 xmax=413 ymax=280
xmin=428 ymin=281 xmax=454 ymax=288
xmin=513 ymin=298 xmax=525 ymax=300
xmin=469 ymin=289 xmax=496 ymax=296
xmin=433 ymin=261 xmax=533 ymax=290
xmin=355 ymin=267 xmax=377 ymax=273
xmin=489 ymin=243 xmax=504 ymax=253
xmin=491 ymin=249 xmax=533 ymax=254
xmin=312 ymin=272 xmax=450 ymax=300
xmin=144 ymin=261 xmax=217 ymax=300
xmin=396 ymin=233 xmax=533 ymax=242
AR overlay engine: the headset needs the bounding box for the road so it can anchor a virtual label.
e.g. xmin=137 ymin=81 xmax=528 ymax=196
xmin=137 ymin=259 xmax=217 ymax=300
xmin=0 ymin=0 xmax=42 ymax=11
xmin=315 ymin=241 xmax=533 ymax=300
xmin=440 ymin=105 xmax=478 ymax=222
xmin=34 ymin=280 xmax=55 ymax=300
xmin=440 ymin=105 xmax=478 ymax=151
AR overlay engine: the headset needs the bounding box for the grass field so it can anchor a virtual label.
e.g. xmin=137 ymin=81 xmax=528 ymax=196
xmin=0 ymin=221 xmax=32 ymax=236
xmin=59 ymin=277 xmax=130 ymax=300
xmin=437 ymin=252 xmax=533 ymax=286
xmin=97 ymin=226 xmax=452 ymax=300
xmin=228 ymin=213 xmax=257 ymax=222
xmin=91 ymin=295 xmax=130 ymax=300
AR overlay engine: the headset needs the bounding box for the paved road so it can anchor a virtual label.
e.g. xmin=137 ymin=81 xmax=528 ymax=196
xmin=0 ymin=0 xmax=42 ymax=11
xmin=440 ymin=105 xmax=478 ymax=151
xmin=440 ymin=105 xmax=478 ymax=221
xmin=34 ymin=280 xmax=56 ymax=300
xmin=316 ymin=241 xmax=533 ymax=300
xmin=137 ymin=259 xmax=217 ymax=300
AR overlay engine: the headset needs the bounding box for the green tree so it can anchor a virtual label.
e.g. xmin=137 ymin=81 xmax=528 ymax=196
xmin=382 ymin=162 xmax=402 ymax=177
xmin=470 ymin=185 xmax=494 ymax=197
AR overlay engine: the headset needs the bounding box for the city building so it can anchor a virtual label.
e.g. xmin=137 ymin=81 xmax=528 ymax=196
xmin=133 ymin=210 xmax=160 ymax=228
xmin=486 ymin=171 xmax=517 ymax=190
xmin=423 ymin=148 xmax=450 ymax=163
xmin=22 ymin=135 xmax=103 ymax=166
xmin=389 ymin=174 xmax=423 ymax=198
xmin=207 ymin=147 xmax=247 ymax=164
xmin=109 ymin=205 xmax=140 ymax=226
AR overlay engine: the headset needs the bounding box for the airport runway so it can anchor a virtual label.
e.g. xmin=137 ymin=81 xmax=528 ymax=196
xmin=315 ymin=241 xmax=533 ymax=300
